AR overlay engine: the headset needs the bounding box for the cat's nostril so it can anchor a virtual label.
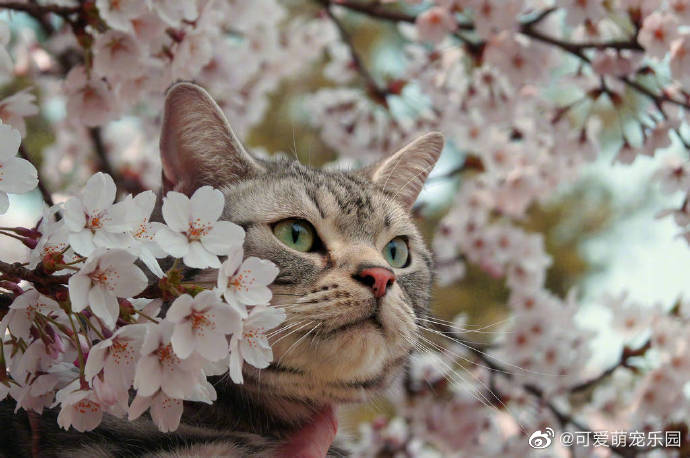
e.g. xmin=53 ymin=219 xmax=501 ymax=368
xmin=355 ymin=267 xmax=396 ymax=298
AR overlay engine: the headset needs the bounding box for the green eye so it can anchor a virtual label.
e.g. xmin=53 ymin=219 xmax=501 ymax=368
xmin=273 ymin=219 xmax=316 ymax=252
xmin=383 ymin=237 xmax=409 ymax=268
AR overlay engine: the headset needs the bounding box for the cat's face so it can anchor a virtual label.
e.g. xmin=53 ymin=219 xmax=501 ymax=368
xmin=159 ymin=83 xmax=442 ymax=404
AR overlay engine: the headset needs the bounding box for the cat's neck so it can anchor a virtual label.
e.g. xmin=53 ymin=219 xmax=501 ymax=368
xmin=182 ymin=376 xmax=325 ymax=437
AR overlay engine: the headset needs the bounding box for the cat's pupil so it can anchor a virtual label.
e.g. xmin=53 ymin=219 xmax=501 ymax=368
xmin=390 ymin=245 xmax=397 ymax=260
xmin=291 ymin=225 xmax=300 ymax=244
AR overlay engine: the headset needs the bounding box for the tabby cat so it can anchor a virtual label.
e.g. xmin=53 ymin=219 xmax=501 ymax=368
xmin=0 ymin=82 xmax=443 ymax=457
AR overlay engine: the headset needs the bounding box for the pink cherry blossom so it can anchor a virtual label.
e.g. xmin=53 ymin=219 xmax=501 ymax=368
xmin=64 ymin=66 xmax=118 ymax=127
xmin=68 ymin=248 xmax=148 ymax=329
xmin=155 ymin=186 xmax=245 ymax=269
xmin=167 ymin=291 xmax=242 ymax=361
xmin=415 ymin=7 xmax=457 ymax=44
xmin=92 ymin=30 xmax=144 ymax=80
xmin=639 ymin=12 xmax=679 ymax=59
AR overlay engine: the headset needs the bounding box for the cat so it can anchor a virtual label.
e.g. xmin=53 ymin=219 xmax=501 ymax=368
xmin=0 ymin=82 xmax=443 ymax=457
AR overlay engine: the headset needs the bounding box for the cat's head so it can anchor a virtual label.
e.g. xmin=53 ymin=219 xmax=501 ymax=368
xmin=160 ymin=82 xmax=442 ymax=405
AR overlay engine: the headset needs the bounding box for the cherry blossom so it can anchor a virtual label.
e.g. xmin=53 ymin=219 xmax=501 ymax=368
xmin=133 ymin=321 xmax=203 ymax=399
xmin=0 ymin=122 xmax=38 ymax=214
xmin=63 ymin=172 xmax=132 ymax=256
xmin=95 ymin=0 xmax=148 ymax=33
xmin=216 ymin=247 xmax=279 ymax=316
xmin=128 ymin=390 xmax=184 ymax=433
xmin=639 ymin=12 xmax=679 ymax=59
xmin=84 ymin=324 xmax=146 ymax=392
xmin=415 ymin=7 xmax=457 ymax=44
xmin=228 ymin=305 xmax=286 ymax=384
xmin=124 ymin=190 xmax=167 ymax=277
xmin=0 ymin=88 xmax=39 ymax=137
xmin=68 ymin=248 xmax=148 ymax=329
xmin=56 ymin=383 xmax=104 ymax=432
xmin=4 ymin=289 xmax=62 ymax=341
xmin=155 ymin=186 xmax=245 ymax=269
xmin=63 ymin=66 xmax=118 ymax=127
xmin=167 ymin=291 xmax=242 ymax=361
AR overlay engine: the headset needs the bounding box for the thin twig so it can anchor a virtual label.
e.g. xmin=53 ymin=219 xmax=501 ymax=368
xmin=317 ymin=0 xmax=390 ymax=104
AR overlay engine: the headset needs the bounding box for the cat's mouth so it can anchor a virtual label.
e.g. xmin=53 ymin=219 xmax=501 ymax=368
xmin=325 ymin=313 xmax=383 ymax=335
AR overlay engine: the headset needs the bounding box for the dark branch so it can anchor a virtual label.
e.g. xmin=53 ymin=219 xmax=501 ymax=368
xmin=318 ymin=0 xmax=390 ymax=104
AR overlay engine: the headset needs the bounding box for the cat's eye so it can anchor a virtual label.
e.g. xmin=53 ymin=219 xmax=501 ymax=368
xmin=383 ymin=237 xmax=409 ymax=268
xmin=273 ymin=219 xmax=316 ymax=252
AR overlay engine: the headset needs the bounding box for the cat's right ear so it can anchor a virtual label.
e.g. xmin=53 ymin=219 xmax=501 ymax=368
xmin=160 ymin=82 xmax=263 ymax=195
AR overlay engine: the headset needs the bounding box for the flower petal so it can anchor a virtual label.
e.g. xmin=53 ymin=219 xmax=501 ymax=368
xmin=240 ymin=338 xmax=272 ymax=369
xmin=68 ymin=230 xmax=96 ymax=257
xmin=0 ymin=157 xmax=38 ymax=194
xmin=171 ymin=321 xmax=195 ymax=359
xmin=161 ymin=191 xmax=190 ymax=232
xmin=0 ymin=123 xmax=20 ymax=161
xmin=133 ymin=355 xmax=162 ymax=397
xmin=190 ymin=186 xmax=224 ymax=224
xmin=183 ymin=241 xmax=220 ymax=269
xmin=68 ymin=274 xmax=91 ymax=313
xmin=63 ymin=198 xmax=86 ymax=232
xmin=154 ymin=227 xmax=189 ymax=257
xmin=201 ymin=221 xmax=245 ymax=255
xmin=82 ymin=172 xmax=116 ymax=215
xmin=88 ymin=285 xmax=119 ymax=329
xmin=166 ymin=295 xmax=194 ymax=323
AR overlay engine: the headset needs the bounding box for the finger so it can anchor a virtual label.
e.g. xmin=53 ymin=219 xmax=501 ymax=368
xmin=277 ymin=405 xmax=338 ymax=458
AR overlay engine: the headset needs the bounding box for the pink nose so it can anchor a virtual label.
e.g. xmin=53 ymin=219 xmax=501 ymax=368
xmin=357 ymin=267 xmax=396 ymax=298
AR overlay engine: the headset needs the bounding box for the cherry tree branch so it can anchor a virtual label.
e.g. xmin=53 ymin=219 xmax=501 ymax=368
xmin=0 ymin=1 xmax=79 ymax=17
xmin=317 ymin=0 xmax=390 ymax=104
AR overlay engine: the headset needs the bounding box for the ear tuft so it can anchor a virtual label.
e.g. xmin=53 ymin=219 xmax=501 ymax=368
xmin=365 ymin=132 xmax=444 ymax=209
xmin=160 ymin=82 xmax=262 ymax=195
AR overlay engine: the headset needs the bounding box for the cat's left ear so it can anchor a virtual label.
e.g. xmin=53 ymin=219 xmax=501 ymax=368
xmin=363 ymin=132 xmax=444 ymax=209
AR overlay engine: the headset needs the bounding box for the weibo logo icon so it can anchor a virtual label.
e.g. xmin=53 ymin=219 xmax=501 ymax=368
xmin=528 ymin=428 xmax=555 ymax=449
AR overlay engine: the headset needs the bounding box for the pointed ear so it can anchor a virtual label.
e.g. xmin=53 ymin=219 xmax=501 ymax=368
xmin=160 ymin=82 xmax=263 ymax=195
xmin=363 ymin=132 xmax=444 ymax=209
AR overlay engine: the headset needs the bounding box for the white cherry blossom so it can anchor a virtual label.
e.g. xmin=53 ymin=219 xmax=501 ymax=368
xmin=133 ymin=321 xmax=203 ymax=399
xmin=167 ymin=291 xmax=242 ymax=361
xmin=84 ymin=324 xmax=146 ymax=392
xmin=5 ymin=290 xmax=62 ymax=341
xmin=228 ymin=305 xmax=286 ymax=384
xmin=63 ymin=172 xmax=132 ymax=256
xmin=56 ymin=383 xmax=103 ymax=432
xmin=0 ymin=88 xmax=39 ymax=137
xmin=216 ymin=247 xmax=279 ymax=316
xmin=155 ymin=186 xmax=245 ymax=269
xmin=68 ymin=248 xmax=148 ymax=329
xmin=128 ymin=390 xmax=184 ymax=433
